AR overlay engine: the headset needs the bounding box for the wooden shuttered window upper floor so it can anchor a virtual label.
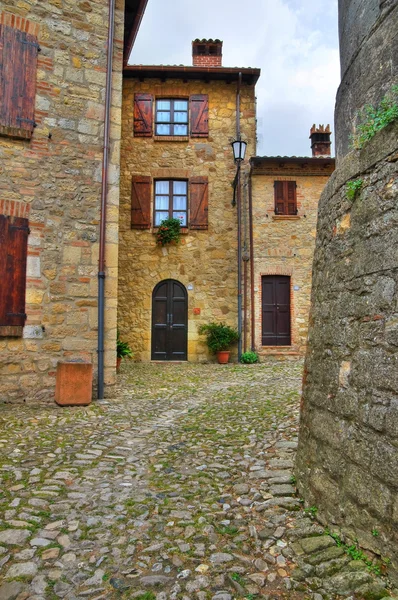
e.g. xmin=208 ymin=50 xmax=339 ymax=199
xmin=131 ymin=176 xmax=208 ymax=230
xmin=274 ymin=181 xmax=297 ymax=215
xmin=0 ymin=24 xmax=39 ymax=140
xmin=133 ymin=94 xmax=209 ymax=138
xmin=0 ymin=214 xmax=29 ymax=337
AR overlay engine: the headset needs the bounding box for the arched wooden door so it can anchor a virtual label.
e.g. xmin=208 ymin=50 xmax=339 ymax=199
xmin=152 ymin=280 xmax=188 ymax=361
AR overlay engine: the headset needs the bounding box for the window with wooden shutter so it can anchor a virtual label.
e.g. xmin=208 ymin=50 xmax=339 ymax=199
xmin=0 ymin=214 xmax=29 ymax=336
xmin=131 ymin=176 xmax=152 ymax=228
xmin=274 ymin=181 xmax=297 ymax=215
xmin=133 ymin=94 xmax=153 ymax=137
xmin=190 ymin=177 xmax=208 ymax=229
xmin=190 ymin=95 xmax=209 ymax=137
xmin=0 ymin=25 xmax=39 ymax=140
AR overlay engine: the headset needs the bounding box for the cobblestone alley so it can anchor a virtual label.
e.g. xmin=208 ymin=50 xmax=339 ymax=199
xmin=0 ymin=362 xmax=394 ymax=600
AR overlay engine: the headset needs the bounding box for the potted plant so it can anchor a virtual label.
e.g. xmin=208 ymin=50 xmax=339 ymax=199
xmin=156 ymin=217 xmax=182 ymax=247
xmin=198 ymin=322 xmax=239 ymax=364
xmin=116 ymin=332 xmax=133 ymax=372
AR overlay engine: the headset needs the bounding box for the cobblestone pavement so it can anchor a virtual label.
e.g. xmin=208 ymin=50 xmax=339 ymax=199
xmin=0 ymin=362 xmax=395 ymax=600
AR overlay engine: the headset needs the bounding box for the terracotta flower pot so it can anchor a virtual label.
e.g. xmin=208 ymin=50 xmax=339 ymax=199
xmin=217 ymin=350 xmax=230 ymax=364
xmin=116 ymin=357 xmax=122 ymax=373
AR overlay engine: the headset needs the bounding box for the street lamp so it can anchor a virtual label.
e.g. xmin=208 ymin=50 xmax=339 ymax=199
xmin=231 ymin=138 xmax=247 ymax=363
xmin=231 ymin=139 xmax=247 ymax=163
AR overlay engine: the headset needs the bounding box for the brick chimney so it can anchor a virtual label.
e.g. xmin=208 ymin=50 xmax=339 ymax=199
xmin=309 ymin=124 xmax=332 ymax=157
xmin=192 ymin=39 xmax=223 ymax=67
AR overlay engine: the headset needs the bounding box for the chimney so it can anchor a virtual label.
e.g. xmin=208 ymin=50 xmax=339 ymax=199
xmin=309 ymin=124 xmax=332 ymax=157
xmin=192 ymin=39 xmax=223 ymax=67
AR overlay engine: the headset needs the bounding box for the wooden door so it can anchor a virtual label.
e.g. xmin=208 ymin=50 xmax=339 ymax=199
xmin=152 ymin=280 xmax=188 ymax=360
xmin=261 ymin=275 xmax=291 ymax=346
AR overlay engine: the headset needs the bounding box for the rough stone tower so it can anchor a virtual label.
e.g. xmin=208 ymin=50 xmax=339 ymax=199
xmin=296 ymin=0 xmax=398 ymax=583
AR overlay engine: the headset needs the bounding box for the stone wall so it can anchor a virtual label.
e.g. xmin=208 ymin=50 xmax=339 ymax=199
xmin=251 ymin=164 xmax=333 ymax=357
xmin=0 ymin=0 xmax=125 ymax=402
xmin=296 ymin=0 xmax=398 ymax=581
xmin=335 ymin=0 xmax=398 ymax=159
xmin=118 ymin=78 xmax=256 ymax=361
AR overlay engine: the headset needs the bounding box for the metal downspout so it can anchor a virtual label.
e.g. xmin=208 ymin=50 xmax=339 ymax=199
xmin=97 ymin=0 xmax=115 ymax=399
xmin=236 ymin=72 xmax=242 ymax=361
xmin=248 ymin=166 xmax=255 ymax=350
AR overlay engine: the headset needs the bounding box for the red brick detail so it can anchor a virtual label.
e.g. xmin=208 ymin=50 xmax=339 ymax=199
xmin=0 ymin=200 xmax=30 ymax=218
xmin=193 ymin=55 xmax=222 ymax=67
xmin=0 ymin=12 xmax=40 ymax=37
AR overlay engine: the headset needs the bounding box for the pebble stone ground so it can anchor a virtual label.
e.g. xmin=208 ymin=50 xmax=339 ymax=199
xmin=0 ymin=361 xmax=395 ymax=600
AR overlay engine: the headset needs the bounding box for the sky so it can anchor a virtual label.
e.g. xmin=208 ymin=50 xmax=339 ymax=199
xmin=130 ymin=0 xmax=340 ymax=157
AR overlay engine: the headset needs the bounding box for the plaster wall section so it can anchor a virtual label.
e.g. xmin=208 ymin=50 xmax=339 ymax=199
xmin=118 ymin=78 xmax=256 ymax=362
xmin=251 ymin=166 xmax=332 ymax=357
xmin=0 ymin=0 xmax=125 ymax=402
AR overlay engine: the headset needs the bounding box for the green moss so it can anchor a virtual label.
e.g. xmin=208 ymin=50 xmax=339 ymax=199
xmin=351 ymin=85 xmax=398 ymax=149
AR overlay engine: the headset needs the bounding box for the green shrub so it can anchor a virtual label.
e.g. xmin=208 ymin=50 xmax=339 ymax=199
xmin=198 ymin=322 xmax=239 ymax=354
xmin=346 ymin=178 xmax=363 ymax=201
xmin=240 ymin=351 xmax=259 ymax=364
xmin=156 ymin=217 xmax=181 ymax=246
xmin=351 ymin=85 xmax=398 ymax=149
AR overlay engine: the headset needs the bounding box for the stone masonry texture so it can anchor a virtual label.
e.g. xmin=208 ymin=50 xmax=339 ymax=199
xmin=335 ymin=0 xmax=398 ymax=159
xmin=0 ymin=0 xmax=125 ymax=402
xmin=118 ymin=78 xmax=256 ymax=362
xmin=251 ymin=161 xmax=333 ymax=357
xmin=296 ymin=0 xmax=398 ymax=584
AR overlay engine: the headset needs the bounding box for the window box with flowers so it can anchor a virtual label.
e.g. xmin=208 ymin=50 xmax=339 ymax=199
xmin=155 ymin=217 xmax=182 ymax=246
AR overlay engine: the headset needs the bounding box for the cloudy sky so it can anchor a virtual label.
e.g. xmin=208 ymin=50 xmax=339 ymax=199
xmin=130 ymin=0 xmax=340 ymax=157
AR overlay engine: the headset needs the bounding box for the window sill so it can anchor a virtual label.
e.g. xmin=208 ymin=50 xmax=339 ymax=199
xmin=272 ymin=215 xmax=300 ymax=220
xmin=154 ymin=135 xmax=189 ymax=142
xmin=152 ymin=227 xmax=189 ymax=235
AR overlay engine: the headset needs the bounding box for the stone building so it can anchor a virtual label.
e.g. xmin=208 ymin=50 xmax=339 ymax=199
xmin=249 ymin=128 xmax=335 ymax=358
xmin=296 ymin=0 xmax=398 ymax=583
xmin=0 ymin=0 xmax=148 ymax=402
xmin=118 ymin=40 xmax=260 ymax=361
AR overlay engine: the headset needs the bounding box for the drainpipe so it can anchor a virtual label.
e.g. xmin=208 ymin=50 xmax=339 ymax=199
xmin=236 ymin=72 xmax=242 ymax=361
xmin=97 ymin=0 xmax=116 ymax=400
xmin=248 ymin=166 xmax=255 ymax=351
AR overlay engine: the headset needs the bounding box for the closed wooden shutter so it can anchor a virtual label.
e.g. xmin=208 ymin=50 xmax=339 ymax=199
xmin=190 ymin=95 xmax=209 ymax=137
xmin=287 ymin=181 xmax=297 ymax=215
xmin=190 ymin=177 xmax=208 ymax=230
xmin=0 ymin=25 xmax=39 ymax=140
xmin=131 ymin=176 xmax=151 ymax=229
xmin=133 ymin=93 xmax=153 ymax=137
xmin=274 ymin=181 xmax=297 ymax=215
xmin=0 ymin=215 xmax=29 ymax=331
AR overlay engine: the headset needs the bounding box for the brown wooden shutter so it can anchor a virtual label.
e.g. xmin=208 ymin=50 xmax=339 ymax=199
xmin=133 ymin=94 xmax=153 ymax=137
xmin=287 ymin=181 xmax=297 ymax=215
xmin=0 ymin=215 xmax=29 ymax=330
xmin=274 ymin=181 xmax=285 ymax=215
xmin=274 ymin=181 xmax=297 ymax=215
xmin=0 ymin=25 xmax=39 ymax=140
xmin=190 ymin=177 xmax=208 ymax=230
xmin=190 ymin=95 xmax=209 ymax=137
xmin=131 ymin=176 xmax=151 ymax=229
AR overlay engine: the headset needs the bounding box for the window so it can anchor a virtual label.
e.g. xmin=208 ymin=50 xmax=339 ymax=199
xmin=274 ymin=181 xmax=297 ymax=215
xmin=131 ymin=176 xmax=208 ymax=230
xmin=154 ymin=180 xmax=188 ymax=226
xmin=134 ymin=94 xmax=209 ymax=138
xmin=0 ymin=214 xmax=29 ymax=337
xmin=155 ymin=99 xmax=188 ymax=136
xmin=0 ymin=24 xmax=39 ymax=140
